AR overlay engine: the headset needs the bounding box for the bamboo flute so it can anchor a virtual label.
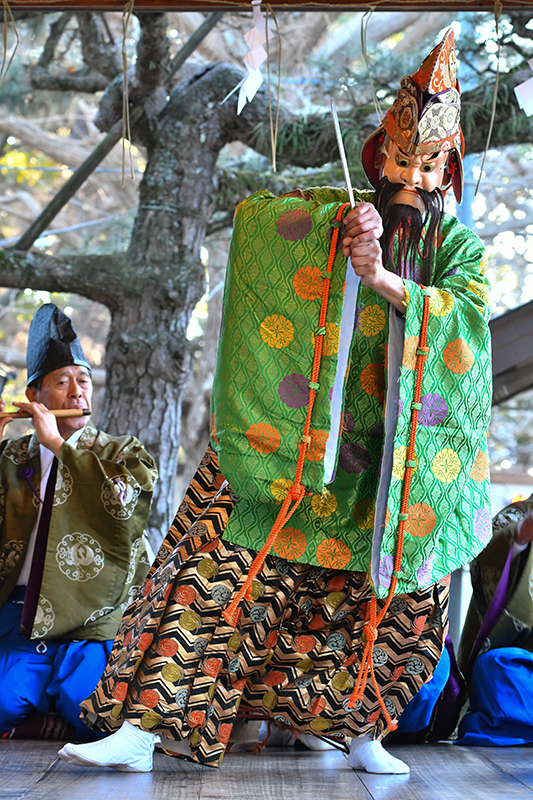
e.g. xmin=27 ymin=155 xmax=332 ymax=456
xmin=0 ymin=409 xmax=91 ymax=419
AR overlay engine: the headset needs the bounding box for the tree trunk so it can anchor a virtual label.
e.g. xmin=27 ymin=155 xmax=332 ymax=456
xmin=99 ymin=63 xmax=240 ymax=546
xmin=100 ymin=301 xmax=190 ymax=547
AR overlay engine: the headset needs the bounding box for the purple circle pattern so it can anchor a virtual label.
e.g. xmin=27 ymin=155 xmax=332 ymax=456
xmin=379 ymin=554 xmax=394 ymax=591
xmin=339 ymin=442 xmax=371 ymax=474
xmin=276 ymin=209 xmax=312 ymax=241
xmin=473 ymin=508 xmax=491 ymax=544
xmin=417 ymin=556 xmax=434 ymax=587
xmin=278 ymin=373 xmax=310 ymax=409
xmin=343 ymin=411 xmax=354 ymax=432
xmin=396 ymin=398 xmax=404 ymax=419
xmin=369 ymin=422 xmax=384 ymax=438
xmin=418 ymin=393 xmax=448 ymax=427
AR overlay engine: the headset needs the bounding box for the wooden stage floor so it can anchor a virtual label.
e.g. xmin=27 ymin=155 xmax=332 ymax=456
xmin=2 ymin=740 xmax=533 ymax=800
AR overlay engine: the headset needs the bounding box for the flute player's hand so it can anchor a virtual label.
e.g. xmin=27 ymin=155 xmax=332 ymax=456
xmin=12 ymin=401 xmax=63 ymax=457
xmin=0 ymin=399 xmax=13 ymax=440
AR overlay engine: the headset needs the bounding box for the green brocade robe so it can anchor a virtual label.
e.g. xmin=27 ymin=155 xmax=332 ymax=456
xmin=212 ymin=187 xmax=492 ymax=597
xmin=458 ymin=495 xmax=533 ymax=676
xmin=0 ymin=422 xmax=157 ymax=640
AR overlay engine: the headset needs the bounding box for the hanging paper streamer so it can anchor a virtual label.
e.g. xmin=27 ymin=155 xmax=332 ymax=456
xmin=515 ymin=58 xmax=533 ymax=117
xmin=0 ymin=1 xmax=19 ymax=93
xmin=221 ymin=0 xmax=274 ymax=115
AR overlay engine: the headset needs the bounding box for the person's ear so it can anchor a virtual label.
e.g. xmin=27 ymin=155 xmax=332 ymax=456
xmin=25 ymin=386 xmax=37 ymax=402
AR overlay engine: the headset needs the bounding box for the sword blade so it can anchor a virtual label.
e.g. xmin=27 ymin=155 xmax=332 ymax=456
xmin=331 ymin=100 xmax=355 ymax=209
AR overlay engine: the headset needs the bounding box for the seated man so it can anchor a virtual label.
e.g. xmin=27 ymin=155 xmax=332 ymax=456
xmin=457 ymin=494 xmax=533 ymax=745
xmin=0 ymin=303 xmax=157 ymax=740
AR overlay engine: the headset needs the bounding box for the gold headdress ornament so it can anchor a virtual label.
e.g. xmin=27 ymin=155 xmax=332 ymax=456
xmin=361 ymin=29 xmax=464 ymax=203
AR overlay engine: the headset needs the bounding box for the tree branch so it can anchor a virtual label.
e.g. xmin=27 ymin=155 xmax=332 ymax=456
xmin=0 ymin=115 xmax=116 ymax=169
xmin=31 ymin=12 xmax=111 ymax=95
xmin=203 ymin=63 xmax=376 ymax=172
xmin=95 ymin=13 xmax=171 ymax=144
xmin=211 ymin=61 xmax=533 ymax=163
xmin=76 ymin=12 xmax=122 ymax=80
xmin=31 ymin=68 xmax=109 ymax=94
xmin=0 ymin=249 xmax=127 ymax=308
xmin=10 ymin=13 xmax=224 ymax=255
xmin=212 ymin=164 xmax=366 ymax=219
xmin=37 ymin=12 xmax=72 ymax=69
xmin=5 ymin=10 xmax=54 ymax=21
xmin=132 ymin=12 xmax=170 ymax=97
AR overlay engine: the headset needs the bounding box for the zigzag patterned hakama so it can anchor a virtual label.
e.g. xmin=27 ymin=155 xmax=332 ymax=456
xmin=81 ymin=448 xmax=448 ymax=768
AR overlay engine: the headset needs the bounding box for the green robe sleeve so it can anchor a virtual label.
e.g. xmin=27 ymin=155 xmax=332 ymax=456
xmin=374 ymin=216 xmax=493 ymax=596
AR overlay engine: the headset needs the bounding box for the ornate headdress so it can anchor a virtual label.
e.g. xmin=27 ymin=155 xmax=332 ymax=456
xmin=361 ymin=29 xmax=464 ymax=202
xmin=26 ymin=303 xmax=90 ymax=386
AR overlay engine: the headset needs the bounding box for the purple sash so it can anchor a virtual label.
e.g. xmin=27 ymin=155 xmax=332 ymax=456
xmin=465 ymin=545 xmax=513 ymax=680
xmin=21 ymin=457 xmax=58 ymax=639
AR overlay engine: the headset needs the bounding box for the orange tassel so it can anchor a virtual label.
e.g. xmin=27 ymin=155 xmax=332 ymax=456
xmin=347 ymin=295 xmax=431 ymax=731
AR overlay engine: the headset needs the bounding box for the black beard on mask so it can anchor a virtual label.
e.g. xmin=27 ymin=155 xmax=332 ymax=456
xmin=374 ymin=177 xmax=445 ymax=285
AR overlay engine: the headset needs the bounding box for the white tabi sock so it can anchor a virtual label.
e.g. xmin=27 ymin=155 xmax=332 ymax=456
xmin=348 ymin=734 xmax=410 ymax=774
xmin=296 ymin=732 xmax=336 ymax=751
xmin=58 ymin=720 xmax=162 ymax=773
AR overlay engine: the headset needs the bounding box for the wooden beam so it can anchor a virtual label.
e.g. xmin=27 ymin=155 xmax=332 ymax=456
xmin=9 ymin=0 xmax=533 ymax=10
xmin=490 ymin=299 xmax=533 ymax=405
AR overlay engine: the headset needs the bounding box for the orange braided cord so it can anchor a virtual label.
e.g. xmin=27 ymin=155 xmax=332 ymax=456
xmin=347 ymin=295 xmax=431 ymax=731
xmin=222 ymin=203 xmax=350 ymax=628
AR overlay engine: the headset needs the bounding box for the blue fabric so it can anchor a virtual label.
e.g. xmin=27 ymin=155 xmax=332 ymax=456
xmin=0 ymin=598 xmax=112 ymax=740
xmin=457 ymin=647 xmax=533 ymax=746
xmin=395 ymin=646 xmax=451 ymax=733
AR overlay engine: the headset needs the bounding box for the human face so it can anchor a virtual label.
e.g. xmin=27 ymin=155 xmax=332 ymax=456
xmin=26 ymin=365 xmax=92 ymax=439
xmin=381 ymin=140 xmax=447 ymax=210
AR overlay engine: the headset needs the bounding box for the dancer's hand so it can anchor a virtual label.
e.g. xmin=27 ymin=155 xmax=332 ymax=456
xmin=341 ymin=202 xmax=383 ymax=258
xmin=342 ymin=205 xmax=406 ymax=312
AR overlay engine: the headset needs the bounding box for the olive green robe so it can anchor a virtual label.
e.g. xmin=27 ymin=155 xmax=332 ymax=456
xmin=0 ymin=422 xmax=157 ymax=641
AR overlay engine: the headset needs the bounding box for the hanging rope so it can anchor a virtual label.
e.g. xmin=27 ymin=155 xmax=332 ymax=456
xmin=475 ymin=0 xmax=503 ymax=196
xmin=0 ymin=0 xmax=19 ymax=93
xmin=265 ymin=4 xmax=281 ymax=173
xmin=121 ymin=0 xmax=135 ymax=186
xmin=360 ymin=5 xmax=384 ymax=122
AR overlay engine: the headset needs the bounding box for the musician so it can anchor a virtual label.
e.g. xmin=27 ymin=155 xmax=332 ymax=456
xmin=0 ymin=304 xmax=156 ymax=739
